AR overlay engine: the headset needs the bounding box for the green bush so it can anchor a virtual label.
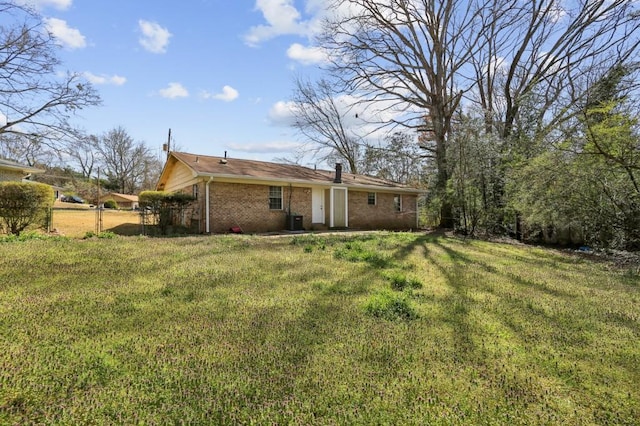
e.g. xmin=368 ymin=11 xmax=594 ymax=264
xmin=0 ymin=230 xmax=68 ymax=242
xmin=139 ymin=190 xmax=167 ymax=210
xmin=334 ymin=242 xmax=393 ymax=268
xmin=139 ymin=190 xmax=195 ymax=235
xmin=0 ymin=182 xmax=53 ymax=235
xmin=97 ymin=231 xmax=116 ymax=239
xmin=363 ymin=290 xmax=418 ymax=320
xmin=83 ymin=231 xmax=117 ymax=239
xmin=384 ymin=271 xmax=423 ymax=291
xmin=103 ymin=199 xmax=117 ymax=209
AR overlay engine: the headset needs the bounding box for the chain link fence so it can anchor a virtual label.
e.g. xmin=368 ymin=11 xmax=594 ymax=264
xmin=0 ymin=205 xmax=202 ymax=237
xmin=139 ymin=205 xmax=200 ymax=236
xmin=0 ymin=206 xmax=53 ymax=235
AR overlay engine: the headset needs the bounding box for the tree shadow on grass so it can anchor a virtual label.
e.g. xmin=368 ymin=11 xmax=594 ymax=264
xmin=105 ymin=223 xmax=142 ymax=236
xmin=218 ymin=287 xmax=366 ymax=421
xmin=388 ymin=230 xmax=446 ymax=261
xmin=420 ymin=238 xmax=640 ymax=385
xmin=427 ymin=238 xmax=480 ymax=365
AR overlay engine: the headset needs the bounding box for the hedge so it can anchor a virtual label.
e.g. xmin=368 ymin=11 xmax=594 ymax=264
xmin=0 ymin=182 xmax=54 ymax=235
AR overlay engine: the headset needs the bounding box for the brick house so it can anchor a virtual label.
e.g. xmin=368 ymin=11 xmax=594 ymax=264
xmin=98 ymin=192 xmax=139 ymax=210
xmin=0 ymin=158 xmax=44 ymax=182
xmin=156 ymin=152 xmax=425 ymax=234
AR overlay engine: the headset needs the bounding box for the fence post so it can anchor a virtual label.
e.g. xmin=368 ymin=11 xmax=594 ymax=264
xmin=46 ymin=207 xmax=53 ymax=233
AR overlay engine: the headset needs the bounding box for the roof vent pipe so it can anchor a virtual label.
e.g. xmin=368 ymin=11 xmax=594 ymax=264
xmin=334 ymin=163 xmax=342 ymax=184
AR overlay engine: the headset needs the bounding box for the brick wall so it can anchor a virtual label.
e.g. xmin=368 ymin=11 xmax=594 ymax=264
xmin=348 ymin=190 xmax=417 ymax=230
xmin=184 ymin=181 xmax=418 ymax=234
xmin=209 ymin=182 xmax=313 ymax=233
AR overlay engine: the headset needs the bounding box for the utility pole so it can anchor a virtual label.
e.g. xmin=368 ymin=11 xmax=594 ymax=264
xmin=95 ymin=167 xmax=103 ymax=234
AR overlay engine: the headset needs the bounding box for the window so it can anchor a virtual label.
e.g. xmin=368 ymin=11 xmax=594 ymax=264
xmin=367 ymin=192 xmax=376 ymax=205
xmin=393 ymin=195 xmax=402 ymax=212
xmin=269 ymin=186 xmax=282 ymax=210
xmin=192 ymin=184 xmax=199 ymax=200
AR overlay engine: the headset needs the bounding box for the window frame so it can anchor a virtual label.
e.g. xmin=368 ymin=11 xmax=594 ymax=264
xmin=393 ymin=194 xmax=402 ymax=212
xmin=367 ymin=192 xmax=376 ymax=206
xmin=268 ymin=186 xmax=283 ymax=210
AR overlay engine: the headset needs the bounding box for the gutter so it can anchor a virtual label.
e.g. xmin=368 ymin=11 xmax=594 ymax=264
xmin=205 ymin=177 xmax=213 ymax=233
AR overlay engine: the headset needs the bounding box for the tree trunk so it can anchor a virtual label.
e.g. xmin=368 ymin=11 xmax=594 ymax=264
xmin=435 ymin=136 xmax=454 ymax=229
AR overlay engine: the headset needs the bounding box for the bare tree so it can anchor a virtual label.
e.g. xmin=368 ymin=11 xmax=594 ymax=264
xmin=0 ymin=1 xmax=100 ymax=146
xmin=470 ymin=0 xmax=640 ymax=141
xmin=291 ymin=77 xmax=365 ymax=173
xmin=137 ymin=153 xmax=164 ymax=192
xmin=466 ymin=0 xmax=640 ymax=231
xmin=361 ymin=132 xmax=426 ymax=184
xmin=321 ymin=0 xmax=486 ymax=227
xmin=64 ymin=134 xmax=99 ymax=178
xmin=318 ymin=0 xmax=639 ymax=229
xmin=0 ymin=132 xmax=58 ymax=166
xmin=96 ymin=127 xmax=157 ymax=194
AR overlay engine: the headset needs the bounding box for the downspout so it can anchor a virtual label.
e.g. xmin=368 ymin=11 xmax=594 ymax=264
xmin=416 ymin=194 xmax=420 ymax=230
xmin=205 ymin=177 xmax=213 ymax=233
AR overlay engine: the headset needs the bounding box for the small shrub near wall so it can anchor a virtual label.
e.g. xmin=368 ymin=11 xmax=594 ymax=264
xmin=103 ymin=199 xmax=118 ymax=209
xmin=0 ymin=182 xmax=54 ymax=235
xmin=139 ymin=190 xmax=195 ymax=235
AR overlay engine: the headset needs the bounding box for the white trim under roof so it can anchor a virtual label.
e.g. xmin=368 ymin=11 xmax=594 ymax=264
xmin=197 ymin=173 xmax=424 ymax=194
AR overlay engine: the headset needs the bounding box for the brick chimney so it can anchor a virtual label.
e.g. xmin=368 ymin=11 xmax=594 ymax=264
xmin=334 ymin=163 xmax=342 ymax=183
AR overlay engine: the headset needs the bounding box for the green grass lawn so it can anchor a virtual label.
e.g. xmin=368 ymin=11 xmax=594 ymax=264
xmin=0 ymin=232 xmax=638 ymax=424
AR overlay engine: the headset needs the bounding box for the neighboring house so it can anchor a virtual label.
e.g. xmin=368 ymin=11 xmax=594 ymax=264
xmin=0 ymin=159 xmax=64 ymax=200
xmin=33 ymin=183 xmax=64 ymax=200
xmin=99 ymin=192 xmax=139 ymax=209
xmin=52 ymin=185 xmax=65 ymax=200
xmin=46 ymin=184 xmax=65 ymax=200
xmin=0 ymin=158 xmax=44 ymax=182
xmin=156 ymin=151 xmax=425 ymax=234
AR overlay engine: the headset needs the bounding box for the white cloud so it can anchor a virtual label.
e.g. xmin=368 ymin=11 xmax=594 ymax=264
xmin=267 ymin=100 xmax=298 ymax=126
xmin=245 ymin=0 xmax=314 ymax=46
xmin=268 ymin=96 xmax=365 ymax=128
xmin=227 ymin=140 xmax=302 ymax=154
xmin=44 ymin=18 xmax=86 ymax=49
xmin=268 ymin=93 xmax=412 ymax=144
xmin=16 ymin=0 xmax=72 ymax=10
xmin=202 ymin=85 xmax=239 ymax=102
xmin=84 ymin=72 xmax=126 ymax=86
xmin=549 ymin=3 xmax=567 ymax=23
xmin=138 ymin=20 xmax=171 ymax=54
xmin=287 ymin=43 xmax=328 ymax=65
xmin=159 ymin=82 xmax=189 ymax=99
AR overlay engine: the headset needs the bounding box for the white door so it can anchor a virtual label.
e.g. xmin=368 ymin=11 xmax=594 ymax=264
xmin=312 ymin=187 xmax=324 ymax=224
xmin=331 ymin=187 xmax=348 ymax=228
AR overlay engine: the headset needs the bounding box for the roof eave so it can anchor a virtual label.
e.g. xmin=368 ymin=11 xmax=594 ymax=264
xmin=1 ymin=165 xmax=45 ymax=174
xmin=197 ymin=172 xmax=424 ymax=193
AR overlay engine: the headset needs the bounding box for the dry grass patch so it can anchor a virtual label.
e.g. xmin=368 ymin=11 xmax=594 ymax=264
xmin=51 ymin=208 xmax=141 ymax=237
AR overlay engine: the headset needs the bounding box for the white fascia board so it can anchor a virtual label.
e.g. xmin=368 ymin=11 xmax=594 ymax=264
xmin=198 ymin=172 xmax=424 ymax=194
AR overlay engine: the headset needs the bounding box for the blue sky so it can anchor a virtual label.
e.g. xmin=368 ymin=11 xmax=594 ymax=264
xmin=25 ymin=0 xmax=331 ymax=164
